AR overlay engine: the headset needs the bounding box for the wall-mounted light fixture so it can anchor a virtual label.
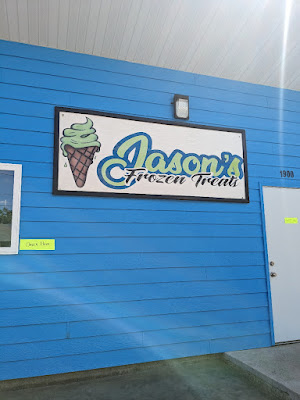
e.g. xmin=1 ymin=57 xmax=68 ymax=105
xmin=173 ymin=94 xmax=189 ymax=120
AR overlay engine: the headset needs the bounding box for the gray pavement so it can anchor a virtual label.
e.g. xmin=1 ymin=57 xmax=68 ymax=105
xmin=225 ymin=343 xmax=300 ymax=400
xmin=0 ymin=355 xmax=281 ymax=400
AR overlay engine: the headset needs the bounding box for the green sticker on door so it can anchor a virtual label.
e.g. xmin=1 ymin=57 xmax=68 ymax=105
xmin=284 ymin=218 xmax=298 ymax=224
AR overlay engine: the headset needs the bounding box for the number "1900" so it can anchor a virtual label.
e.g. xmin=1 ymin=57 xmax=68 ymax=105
xmin=280 ymin=170 xmax=294 ymax=178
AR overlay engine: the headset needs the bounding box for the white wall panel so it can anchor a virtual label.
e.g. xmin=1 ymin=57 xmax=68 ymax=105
xmin=0 ymin=0 xmax=9 ymax=40
xmin=57 ymin=0 xmax=69 ymax=50
xmin=0 ymin=0 xmax=299 ymax=91
xmin=17 ymin=0 xmax=29 ymax=43
xmin=27 ymin=0 xmax=39 ymax=45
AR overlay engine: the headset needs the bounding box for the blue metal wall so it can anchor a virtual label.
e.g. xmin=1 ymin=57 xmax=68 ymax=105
xmin=0 ymin=39 xmax=299 ymax=381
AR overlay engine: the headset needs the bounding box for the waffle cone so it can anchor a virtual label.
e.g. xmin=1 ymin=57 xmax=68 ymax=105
xmin=65 ymin=145 xmax=98 ymax=188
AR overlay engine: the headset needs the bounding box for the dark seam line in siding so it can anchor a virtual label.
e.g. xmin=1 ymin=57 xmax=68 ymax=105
xmin=13 ymin=252 xmax=265 ymax=256
xmin=0 ymin=305 xmax=269 ymax=330
xmin=0 ymin=332 xmax=271 ymax=364
xmin=0 ymin=279 xmax=266 ymax=292
xmin=19 ymin=205 xmax=262 ymax=213
xmin=12 ymin=235 xmax=264 ymax=239
xmin=0 ymin=319 xmax=270 ymax=348
xmin=19 ymin=219 xmax=262 ymax=223
xmin=0 ymin=291 xmax=268 ymax=311
xmin=2 ymin=100 xmax=300 ymax=128
xmin=0 ymin=309 xmax=270 ymax=330
xmin=0 ymin=61 xmax=276 ymax=101
xmin=1 ymin=55 xmax=298 ymax=105
xmin=247 ymin=139 xmax=300 ymax=148
xmin=0 ymin=127 xmax=50 ymax=134
xmin=0 ymin=278 xmax=267 ymax=291
xmin=11 ymin=236 xmax=264 ymax=241
xmin=1 ymin=92 xmax=300 ymax=125
xmin=2 ymin=101 xmax=300 ymax=129
xmin=71 ymin=324 xmax=270 ymax=340
xmin=248 ymin=152 xmax=300 ymax=159
xmin=0 ymin=265 xmax=265 ymax=275
xmin=0 ymin=87 xmax=295 ymax=116
xmin=0 ymin=142 xmax=53 ymax=149
xmin=19 ymin=208 xmax=262 ymax=215
xmin=15 ymin=251 xmax=264 ymax=256
xmin=19 ymin=223 xmax=263 ymax=228
xmin=19 ymin=221 xmax=263 ymax=226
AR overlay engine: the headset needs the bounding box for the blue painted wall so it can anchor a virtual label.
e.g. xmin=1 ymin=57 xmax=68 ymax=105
xmin=0 ymin=39 xmax=300 ymax=381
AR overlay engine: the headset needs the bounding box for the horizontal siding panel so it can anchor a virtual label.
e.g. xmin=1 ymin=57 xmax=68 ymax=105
xmin=0 ymin=252 xmax=265 ymax=274
xmin=0 ymin=63 xmax=269 ymax=108
xmin=0 ymin=90 xmax=299 ymax=134
xmin=143 ymin=320 xmax=270 ymax=347
xmin=20 ymin=207 xmax=261 ymax=225
xmin=0 ymin=266 xmax=265 ymax=291
xmin=266 ymin=97 xmax=300 ymax=112
xmin=19 ymin=193 xmax=261 ymax=213
xmin=205 ymin=266 xmax=265 ymax=280
xmin=0 ymin=323 xmax=66 ymax=345
xmin=0 ymin=332 xmax=144 ymax=363
xmin=20 ymin=222 xmax=263 ymax=238
xmin=0 ymin=340 xmax=212 ymax=381
xmin=248 ymin=153 xmax=300 ymax=169
xmin=0 ymin=294 xmax=269 ymax=327
xmin=0 ymin=320 xmax=270 ymax=363
xmin=210 ymin=333 xmax=271 ymax=354
xmin=0 ymin=129 xmax=52 ymax=147
xmin=0 ymin=334 xmax=271 ymax=381
xmin=0 ymin=64 xmax=299 ymax=123
xmin=0 ymin=80 xmax=270 ymax=114
xmin=0 ymin=268 xmax=206 ymax=291
xmin=70 ymin=308 xmax=269 ymax=338
xmin=0 ymin=113 xmax=52 ymax=133
xmin=246 ymin=129 xmax=300 ymax=146
xmin=0 ymin=83 xmax=71 ymax=108
xmin=0 ymin=41 xmax=298 ymax=102
xmin=247 ymin=141 xmax=300 ymax=158
xmin=0 ymin=280 xmax=267 ymax=309
xmin=16 ymin=237 xmax=264 ymax=255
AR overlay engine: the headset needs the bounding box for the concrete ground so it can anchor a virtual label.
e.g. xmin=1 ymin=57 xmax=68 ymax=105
xmin=1 ymin=355 xmax=282 ymax=400
xmin=225 ymin=343 xmax=300 ymax=400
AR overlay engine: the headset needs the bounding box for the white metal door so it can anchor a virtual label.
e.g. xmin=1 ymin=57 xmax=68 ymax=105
xmin=263 ymin=186 xmax=300 ymax=343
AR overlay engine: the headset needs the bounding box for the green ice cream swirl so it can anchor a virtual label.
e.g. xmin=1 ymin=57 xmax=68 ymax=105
xmin=61 ymin=117 xmax=101 ymax=156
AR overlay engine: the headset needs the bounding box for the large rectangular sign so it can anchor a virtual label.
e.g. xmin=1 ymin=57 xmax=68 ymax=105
xmin=53 ymin=108 xmax=249 ymax=202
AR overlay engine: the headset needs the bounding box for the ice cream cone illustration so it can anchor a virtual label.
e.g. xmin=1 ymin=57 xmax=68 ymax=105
xmin=61 ymin=117 xmax=101 ymax=188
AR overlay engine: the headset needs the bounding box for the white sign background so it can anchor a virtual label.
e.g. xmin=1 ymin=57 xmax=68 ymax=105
xmin=55 ymin=109 xmax=248 ymax=202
